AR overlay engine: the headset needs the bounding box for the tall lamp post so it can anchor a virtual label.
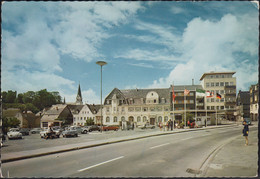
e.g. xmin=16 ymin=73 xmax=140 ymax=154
xmin=96 ymin=61 xmax=107 ymax=132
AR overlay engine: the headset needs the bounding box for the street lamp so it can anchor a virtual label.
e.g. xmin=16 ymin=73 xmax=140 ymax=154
xmin=96 ymin=61 xmax=107 ymax=132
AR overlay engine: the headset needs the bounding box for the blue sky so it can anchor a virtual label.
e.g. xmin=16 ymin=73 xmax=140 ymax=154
xmin=2 ymin=1 xmax=259 ymax=104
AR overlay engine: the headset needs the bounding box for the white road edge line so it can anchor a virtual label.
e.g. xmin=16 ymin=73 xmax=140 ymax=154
xmin=78 ymin=156 xmax=124 ymax=172
xmin=181 ymin=137 xmax=193 ymax=141
xmin=150 ymin=143 xmax=170 ymax=149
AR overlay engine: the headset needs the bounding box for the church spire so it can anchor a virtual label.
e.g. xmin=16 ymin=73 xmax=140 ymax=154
xmin=76 ymin=83 xmax=83 ymax=105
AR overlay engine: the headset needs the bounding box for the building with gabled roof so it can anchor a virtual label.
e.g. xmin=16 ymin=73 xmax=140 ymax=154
xmin=40 ymin=104 xmax=73 ymax=128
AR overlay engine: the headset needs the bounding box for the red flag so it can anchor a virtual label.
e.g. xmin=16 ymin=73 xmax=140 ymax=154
xmin=172 ymin=86 xmax=176 ymax=102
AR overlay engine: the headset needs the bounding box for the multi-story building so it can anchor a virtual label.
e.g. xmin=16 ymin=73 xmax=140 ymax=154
xmin=235 ymin=90 xmax=250 ymax=121
xmin=70 ymin=104 xmax=100 ymax=126
xmin=249 ymin=83 xmax=259 ymax=121
xmin=103 ymin=87 xmax=172 ymax=127
xmin=200 ymin=72 xmax=236 ymax=120
xmin=102 ymin=85 xmax=206 ymax=127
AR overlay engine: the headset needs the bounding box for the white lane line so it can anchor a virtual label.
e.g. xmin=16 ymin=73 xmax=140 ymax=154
xmin=181 ymin=137 xmax=193 ymax=141
xmin=78 ymin=156 xmax=124 ymax=172
xmin=150 ymin=143 xmax=170 ymax=149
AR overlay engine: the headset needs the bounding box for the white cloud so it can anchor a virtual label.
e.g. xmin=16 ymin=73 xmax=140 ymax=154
xmin=127 ymin=63 xmax=154 ymax=68
xmin=146 ymin=13 xmax=258 ymax=90
xmin=171 ymin=6 xmax=185 ymax=14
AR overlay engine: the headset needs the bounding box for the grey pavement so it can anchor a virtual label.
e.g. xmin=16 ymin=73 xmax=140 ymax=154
xmin=1 ymin=124 xmax=241 ymax=163
xmin=200 ymin=124 xmax=258 ymax=177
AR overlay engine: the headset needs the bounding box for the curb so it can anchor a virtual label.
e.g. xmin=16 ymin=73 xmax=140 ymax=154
xmin=1 ymin=124 xmax=238 ymax=163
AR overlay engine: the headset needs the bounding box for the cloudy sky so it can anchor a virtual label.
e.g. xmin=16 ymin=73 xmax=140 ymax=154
xmin=2 ymin=1 xmax=258 ymax=104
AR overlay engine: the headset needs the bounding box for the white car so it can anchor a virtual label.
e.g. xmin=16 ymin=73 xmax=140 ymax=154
xmin=40 ymin=127 xmax=61 ymax=138
xmin=7 ymin=128 xmax=23 ymax=139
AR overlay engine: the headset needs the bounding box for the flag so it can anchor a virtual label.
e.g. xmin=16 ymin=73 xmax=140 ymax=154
xmin=184 ymin=89 xmax=190 ymax=95
xmin=172 ymin=86 xmax=176 ymax=102
xmin=196 ymin=89 xmax=205 ymax=93
xmin=206 ymin=91 xmax=214 ymax=98
xmin=216 ymin=93 xmax=222 ymax=99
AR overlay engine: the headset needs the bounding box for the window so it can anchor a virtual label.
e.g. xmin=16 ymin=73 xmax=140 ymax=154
xmin=121 ymin=116 xmax=125 ymax=121
xmin=207 ymin=99 xmax=210 ymax=102
xmin=225 ymin=82 xmax=229 ymax=86
xmin=164 ymin=107 xmax=169 ymax=111
xmin=84 ymin=117 xmax=86 ymax=120
xmin=216 ymin=90 xmax=219 ymax=94
xmin=211 ymin=106 xmax=215 ymax=110
xmin=106 ymin=107 xmax=109 ymax=112
xmin=207 ymin=106 xmax=210 ymax=110
xmin=220 ymin=98 xmax=224 ymax=102
xmin=211 ymin=98 xmax=215 ymax=102
xmin=211 ymin=83 xmax=214 ymax=87
xmin=128 ymin=107 xmax=134 ymax=112
xmin=164 ymin=116 xmax=168 ymax=122
xmin=113 ymin=116 xmax=117 ymax=122
xmin=216 ymin=75 xmax=219 ymax=78
xmin=154 ymin=99 xmax=156 ymax=103
xmin=143 ymin=107 xmax=148 ymax=112
xmin=150 ymin=107 xmax=155 ymax=111
xmin=143 ymin=116 xmax=147 ymax=122
xmin=221 ymin=75 xmax=224 ymax=78
xmin=81 ymin=117 xmax=83 ymax=120
xmin=220 ymin=82 xmax=224 ymax=86
xmin=216 ymin=99 xmax=219 ymax=102
xmin=206 ymin=83 xmax=210 ymax=87
xmin=210 ymin=75 xmax=214 ymax=78
xmin=220 ymin=90 xmax=224 ymax=94
xmin=221 ymin=106 xmax=224 ymax=109
xmin=216 ymin=82 xmax=219 ymax=86
xmin=135 ymin=107 xmax=141 ymax=112
xmin=106 ymin=117 xmax=110 ymax=123
xmin=158 ymin=116 xmax=162 ymax=122
xmin=156 ymin=107 xmax=162 ymax=111
xmin=216 ymin=106 xmax=219 ymax=110
xmin=137 ymin=116 xmax=141 ymax=122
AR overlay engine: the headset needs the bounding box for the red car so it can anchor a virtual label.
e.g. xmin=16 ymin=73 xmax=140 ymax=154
xmin=102 ymin=125 xmax=119 ymax=131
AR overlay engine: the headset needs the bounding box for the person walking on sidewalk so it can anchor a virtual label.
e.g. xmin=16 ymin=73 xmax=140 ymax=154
xmin=242 ymin=120 xmax=249 ymax=146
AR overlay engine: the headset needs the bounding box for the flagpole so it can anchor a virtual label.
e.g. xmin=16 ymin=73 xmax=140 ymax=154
xmin=205 ymin=92 xmax=207 ymax=128
xmin=173 ymin=82 xmax=175 ymax=124
xmin=195 ymin=87 xmax=197 ymax=123
xmin=184 ymin=86 xmax=186 ymax=127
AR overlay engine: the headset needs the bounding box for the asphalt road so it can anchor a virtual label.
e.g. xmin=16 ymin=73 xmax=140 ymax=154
xmin=2 ymin=126 xmax=256 ymax=177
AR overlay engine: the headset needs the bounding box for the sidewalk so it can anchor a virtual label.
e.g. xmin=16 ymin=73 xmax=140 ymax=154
xmin=200 ymin=126 xmax=258 ymax=177
xmin=1 ymin=124 xmax=238 ymax=163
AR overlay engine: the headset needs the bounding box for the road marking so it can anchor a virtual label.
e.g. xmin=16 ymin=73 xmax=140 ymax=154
xmin=78 ymin=156 xmax=124 ymax=172
xmin=201 ymin=134 xmax=211 ymax=137
xmin=181 ymin=137 xmax=193 ymax=141
xmin=150 ymin=143 xmax=170 ymax=149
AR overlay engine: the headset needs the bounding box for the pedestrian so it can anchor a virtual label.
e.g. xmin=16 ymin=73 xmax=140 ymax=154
xmin=132 ymin=123 xmax=135 ymax=130
xmin=170 ymin=120 xmax=173 ymax=131
xmin=167 ymin=121 xmax=169 ymax=131
xmin=174 ymin=120 xmax=176 ymax=129
xmin=242 ymin=120 xmax=249 ymax=146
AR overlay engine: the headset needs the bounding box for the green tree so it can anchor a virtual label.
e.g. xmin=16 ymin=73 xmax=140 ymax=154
xmin=8 ymin=117 xmax=21 ymax=128
xmin=25 ymin=103 xmax=39 ymax=114
xmin=5 ymin=90 xmax=17 ymax=103
xmin=1 ymin=91 xmax=7 ymax=103
xmin=23 ymin=91 xmax=35 ymax=103
xmin=85 ymin=118 xmax=94 ymax=126
xmin=16 ymin=93 xmax=24 ymax=103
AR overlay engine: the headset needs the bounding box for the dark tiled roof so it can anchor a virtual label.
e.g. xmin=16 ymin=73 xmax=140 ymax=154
xmin=67 ymin=104 xmax=84 ymax=114
xmin=173 ymin=85 xmax=203 ymax=91
xmin=120 ymin=88 xmax=171 ymax=99
xmin=87 ymin=104 xmax=101 ymax=114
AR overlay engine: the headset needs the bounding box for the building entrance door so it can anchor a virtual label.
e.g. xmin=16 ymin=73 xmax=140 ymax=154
xmin=150 ymin=118 xmax=155 ymax=125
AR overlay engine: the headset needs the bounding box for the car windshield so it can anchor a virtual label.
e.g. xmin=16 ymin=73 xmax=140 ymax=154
xmin=10 ymin=128 xmax=19 ymax=132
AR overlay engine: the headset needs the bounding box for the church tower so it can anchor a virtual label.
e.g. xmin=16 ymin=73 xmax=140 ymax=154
xmin=76 ymin=84 xmax=83 ymax=105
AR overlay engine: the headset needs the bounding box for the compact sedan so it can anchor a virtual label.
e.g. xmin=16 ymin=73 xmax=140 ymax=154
xmin=62 ymin=127 xmax=78 ymax=137
xmin=84 ymin=125 xmax=101 ymax=132
xmin=101 ymin=125 xmax=119 ymax=131
xmin=7 ymin=128 xmax=23 ymax=140
xmin=19 ymin=128 xmax=30 ymax=135
xmin=30 ymin=128 xmax=42 ymax=134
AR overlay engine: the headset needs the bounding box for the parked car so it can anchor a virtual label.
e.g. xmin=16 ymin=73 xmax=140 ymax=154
xmin=19 ymin=128 xmax=30 ymax=135
xmin=84 ymin=125 xmax=101 ymax=132
xmin=40 ymin=127 xmax=61 ymax=138
xmin=101 ymin=125 xmax=119 ymax=131
xmin=62 ymin=127 xmax=78 ymax=137
xmin=7 ymin=128 xmax=23 ymax=139
xmin=70 ymin=126 xmax=83 ymax=134
xmin=30 ymin=128 xmax=42 ymax=134
xmin=137 ymin=123 xmax=155 ymax=129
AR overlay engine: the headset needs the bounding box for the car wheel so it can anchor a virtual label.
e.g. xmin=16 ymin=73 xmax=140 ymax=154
xmin=75 ymin=133 xmax=78 ymax=137
xmin=89 ymin=129 xmax=92 ymax=132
